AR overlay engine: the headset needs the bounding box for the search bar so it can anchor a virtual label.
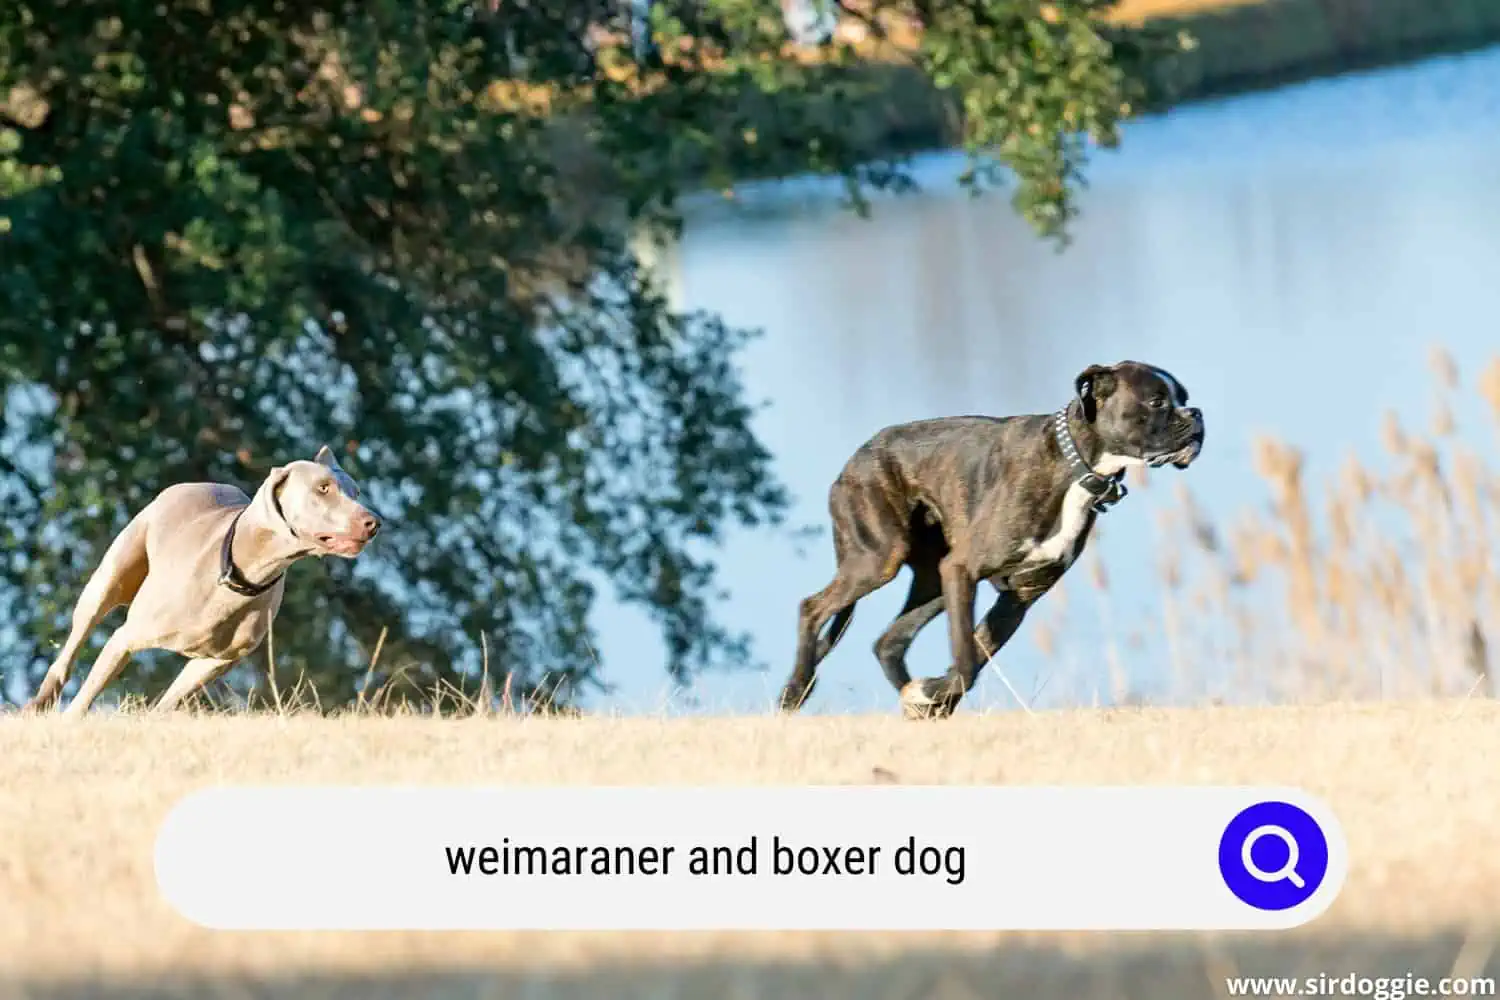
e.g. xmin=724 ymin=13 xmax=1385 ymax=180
xmin=154 ymin=785 xmax=1348 ymax=931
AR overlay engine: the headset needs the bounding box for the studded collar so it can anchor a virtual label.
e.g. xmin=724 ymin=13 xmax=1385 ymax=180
xmin=1051 ymin=407 xmax=1128 ymax=514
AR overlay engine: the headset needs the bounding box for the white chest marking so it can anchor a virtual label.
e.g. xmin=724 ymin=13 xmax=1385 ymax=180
xmin=1021 ymin=452 xmax=1146 ymax=567
xmin=1022 ymin=481 xmax=1095 ymax=566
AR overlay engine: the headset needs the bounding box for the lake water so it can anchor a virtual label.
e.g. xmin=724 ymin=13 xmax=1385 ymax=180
xmin=594 ymin=45 xmax=1500 ymax=715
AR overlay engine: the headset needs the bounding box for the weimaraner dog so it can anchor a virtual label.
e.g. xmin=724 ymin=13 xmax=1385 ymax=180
xmin=24 ymin=445 xmax=382 ymax=717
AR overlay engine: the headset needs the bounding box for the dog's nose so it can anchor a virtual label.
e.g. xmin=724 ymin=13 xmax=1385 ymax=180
xmin=1186 ymin=406 xmax=1203 ymax=425
xmin=356 ymin=512 xmax=382 ymax=540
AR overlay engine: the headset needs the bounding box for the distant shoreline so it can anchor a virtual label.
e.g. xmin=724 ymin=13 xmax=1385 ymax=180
xmin=697 ymin=0 xmax=1500 ymax=189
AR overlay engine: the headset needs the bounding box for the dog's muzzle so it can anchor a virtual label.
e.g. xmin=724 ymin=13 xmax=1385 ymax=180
xmin=314 ymin=511 xmax=382 ymax=557
xmin=1149 ymin=408 xmax=1205 ymax=469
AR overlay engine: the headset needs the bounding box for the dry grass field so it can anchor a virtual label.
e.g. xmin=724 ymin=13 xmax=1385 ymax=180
xmin=3 ymin=701 xmax=1499 ymax=1000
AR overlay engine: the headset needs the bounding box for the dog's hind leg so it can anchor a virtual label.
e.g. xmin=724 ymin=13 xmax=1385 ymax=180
xmin=815 ymin=604 xmax=856 ymax=662
xmin=153 ymin=656 xmax=238 ymax=713
xmin=26 ymin=517 xmax=150 ymax=712
xmin=873 ymin=559 xmax=944 ymax=693
xmin=775 ymin=600 xmax=858 ymax=713
xmin=779 ymin=574 xmax=884 ymax=713
xmin=779 ymin=490 xmax=908 ymax=713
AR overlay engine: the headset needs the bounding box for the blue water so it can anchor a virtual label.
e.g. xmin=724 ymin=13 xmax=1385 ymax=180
xmin=585 ymin=44 xmax=1500 ymax=715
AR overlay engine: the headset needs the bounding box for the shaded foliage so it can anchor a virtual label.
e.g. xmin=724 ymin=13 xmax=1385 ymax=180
xmin=0 ymin=0 xmax=1179 ymax=709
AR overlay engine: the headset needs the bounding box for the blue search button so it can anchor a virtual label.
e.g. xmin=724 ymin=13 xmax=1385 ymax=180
xmin=1218 ymin=800 xmax=1330 ymax=911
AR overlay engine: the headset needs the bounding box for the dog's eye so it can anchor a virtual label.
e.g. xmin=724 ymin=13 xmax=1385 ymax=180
xmin=318 ymin=482 xmax=332 ymax=495
xmin=1149 ymin=398 xmax=1169 ymax=409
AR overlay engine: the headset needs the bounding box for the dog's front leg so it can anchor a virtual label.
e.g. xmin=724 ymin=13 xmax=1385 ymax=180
xmin=61 ymin=630 xmax=141 ymax=719
xmin=904 ymin=582 xmax=1032 ymax=720
xmin=899 ymin=554 xmax=979 ymax=720
xmin=933 ymin=554 xmax=979 ymax=712
xmin=973 ymin=590 xmax=1030 ymax=665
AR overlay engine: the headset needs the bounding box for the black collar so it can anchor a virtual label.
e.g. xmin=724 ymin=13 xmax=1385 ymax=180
xmin=217 ymin=508 xmax=285 ymax=597
xmin=218 ymin=488 xmax=306 ymax=597
xmin=1052 ymin=407 xmax=1129 ymax=514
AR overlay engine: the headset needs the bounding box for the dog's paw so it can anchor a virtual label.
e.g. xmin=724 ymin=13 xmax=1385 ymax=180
xmin=899 ymin=679 xmax=958 ymax=721
xmin=777 ymin=685 xmax=812 ymax=714
xmin=17 ymin=697 xmax=52 ymax=716
xmin=898 ymin=681 xmax=931 ymax=719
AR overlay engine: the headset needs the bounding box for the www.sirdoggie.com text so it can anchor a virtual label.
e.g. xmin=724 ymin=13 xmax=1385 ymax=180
xmin=1224 ymin=973 xmax=1496 ymax=998
xmin=444 ymin=834 xmax=967 ymax=885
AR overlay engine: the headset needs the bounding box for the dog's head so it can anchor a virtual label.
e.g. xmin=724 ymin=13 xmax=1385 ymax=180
xmin=258 ymin=445 xmax=383 ymax=558
xmin=1073 ymin=361 xmax=1204 ymax=470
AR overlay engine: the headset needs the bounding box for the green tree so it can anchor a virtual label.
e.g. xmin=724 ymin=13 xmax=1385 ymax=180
xmin=0 ymin=0 xmax=1180 ymax=711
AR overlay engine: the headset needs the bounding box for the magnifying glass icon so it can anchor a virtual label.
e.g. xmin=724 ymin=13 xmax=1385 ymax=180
xmin=1220 ymin=799 xmax=1330 ymax=911
xmin=1240 ymin=824 xmax=1304 ymax=888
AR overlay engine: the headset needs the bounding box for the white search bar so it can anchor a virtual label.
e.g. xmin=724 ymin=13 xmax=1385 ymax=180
xmin=154 ymin=785 xmax=1347 ymax=931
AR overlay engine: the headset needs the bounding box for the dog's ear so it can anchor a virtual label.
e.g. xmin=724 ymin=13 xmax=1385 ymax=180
xmin=260 ymin=464 xmax=307 ymax=536
xmin=1074 ymin=364 xmax=1118 ymax=422
xmin=313 ymin=444 xmax=340 ymax=469
xmin=259 ymin=463 xmax=293 ymax=513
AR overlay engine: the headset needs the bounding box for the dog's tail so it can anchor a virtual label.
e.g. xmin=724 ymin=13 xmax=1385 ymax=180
xmin=814 ymin=604 xmax=856 ymax=661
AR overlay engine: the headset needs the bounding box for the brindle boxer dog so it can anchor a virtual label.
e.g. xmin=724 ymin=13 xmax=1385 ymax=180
xmin=778 ymin=360 xmax=1205 ymax=719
